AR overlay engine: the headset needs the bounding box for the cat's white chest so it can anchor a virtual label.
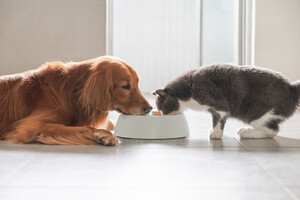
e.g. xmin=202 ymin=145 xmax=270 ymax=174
xmin=178 ymin=99 xmax=210 ymax=112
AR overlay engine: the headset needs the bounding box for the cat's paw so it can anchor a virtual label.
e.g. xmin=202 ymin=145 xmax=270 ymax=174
xmin=237 ymin=128 xmax=253 ymax=139
xmin=238 ymin=127 xmax=277 ymax=139
xmin=209 ymin=128 xmax=223 ymax=140
xmin=237 ymin=128 xmax=251 ymax=135
xmin=238 ymin=128 xmax=268 ymax=139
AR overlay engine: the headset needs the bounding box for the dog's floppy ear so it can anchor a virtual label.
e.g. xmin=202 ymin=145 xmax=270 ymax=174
xmin=80 ymin=67 xmax=113 ymax=111
xmin=153 ymin=89 xmax=167 ymax=97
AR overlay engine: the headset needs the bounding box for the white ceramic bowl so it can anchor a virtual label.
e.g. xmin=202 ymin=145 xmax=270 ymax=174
xmin=114 ymin=113 xmax=189 ymax=139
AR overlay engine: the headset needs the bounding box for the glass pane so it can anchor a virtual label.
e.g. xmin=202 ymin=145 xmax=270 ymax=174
xmin=112 ymin=0 xmax=236 ymax=92
xmin=112 ymin=0 xmax=200 ymax=92
xmin=202 ymin=0 xmax=235 ymax=65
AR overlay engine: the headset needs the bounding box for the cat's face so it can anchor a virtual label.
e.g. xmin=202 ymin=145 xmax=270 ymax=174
xmin=152 ymin=89 xmax=179 ymax=115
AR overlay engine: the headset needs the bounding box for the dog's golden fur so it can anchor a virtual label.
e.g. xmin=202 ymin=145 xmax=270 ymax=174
xmin=0 ymin=56 xmax=150 ymax=145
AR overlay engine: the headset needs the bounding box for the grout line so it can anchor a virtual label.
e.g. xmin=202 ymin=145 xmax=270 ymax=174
xmin=243 ymin=147 xmax=300 ymax=149
xmin=233 ymin=137 xmax=248 ymax=151
xmin=234 ymin=132 xmax=300 ymax=199
xmin=249 ymin=153 xmax=299 ymax=200
xmin=0 ymin=185 xmax=294 ymax=189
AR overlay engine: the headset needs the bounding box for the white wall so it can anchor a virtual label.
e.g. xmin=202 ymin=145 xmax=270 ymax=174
xmin=255 ymin=0 xmax=300 ymax=81
xmin=0 ymin=0 xmax=106 ymax=75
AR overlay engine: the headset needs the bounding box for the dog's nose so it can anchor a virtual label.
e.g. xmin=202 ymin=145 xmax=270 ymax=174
xmin=143 ymin=105 xmax=153 ymax=114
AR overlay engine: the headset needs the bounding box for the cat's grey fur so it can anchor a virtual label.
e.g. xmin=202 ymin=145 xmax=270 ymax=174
xmin=153 ymin=64 xmax=300 ymax=139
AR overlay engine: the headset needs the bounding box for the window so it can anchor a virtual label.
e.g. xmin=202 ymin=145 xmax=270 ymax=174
xmin=108 ymin=0 xmax=254 ymax=92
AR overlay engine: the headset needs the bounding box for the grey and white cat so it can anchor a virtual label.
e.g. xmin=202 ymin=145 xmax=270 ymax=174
xmin=153 ymin=64 xmax=300 ymax=139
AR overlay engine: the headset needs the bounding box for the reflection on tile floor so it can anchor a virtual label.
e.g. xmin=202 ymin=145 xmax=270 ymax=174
xmin=0 ymin=95 xmax=300 ymax=200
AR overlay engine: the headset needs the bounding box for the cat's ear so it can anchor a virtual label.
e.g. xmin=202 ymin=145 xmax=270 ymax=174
xmin=151 ymin=91 xmax=157 ymax=95
xmin=152 ymin=89 xmax=167 ymax=97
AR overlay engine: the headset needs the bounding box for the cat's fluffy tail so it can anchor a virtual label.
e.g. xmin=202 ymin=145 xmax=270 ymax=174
xmin=292 ymin=80 xmax=300 ymax=99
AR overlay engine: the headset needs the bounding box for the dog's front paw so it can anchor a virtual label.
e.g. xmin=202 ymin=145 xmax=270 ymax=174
xmin=107 ymin=120 xmax=116 ymax=130
xmin=209 ymin=128 xmax=223 ymax=140
xmin=94 ymin=129 xmax=119 ymax=146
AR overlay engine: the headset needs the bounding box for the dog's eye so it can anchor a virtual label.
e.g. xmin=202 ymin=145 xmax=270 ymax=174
xmin=122 ymin=85 xmax=131 ymax=90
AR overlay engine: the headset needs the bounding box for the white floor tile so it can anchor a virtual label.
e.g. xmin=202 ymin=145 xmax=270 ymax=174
xmin=0 ymin=143 xmax=48 ymax=186
xmin=4 ymin=148 xmax=278 ymax=188
xmin=0 ymin=186 xmax=293 ymax=200
xmin=0 ymin=94 xmax=299 ymax=199
xmin=247 ymin=148 xmax=300 ymax=187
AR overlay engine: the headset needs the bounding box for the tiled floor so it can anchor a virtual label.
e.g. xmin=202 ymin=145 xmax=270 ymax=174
xmin=0 ymin=96 xmax=300 ymax=200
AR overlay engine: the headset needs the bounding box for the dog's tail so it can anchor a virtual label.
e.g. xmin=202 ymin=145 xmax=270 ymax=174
xmin=292 ymin=80 xmax=300 ymax=99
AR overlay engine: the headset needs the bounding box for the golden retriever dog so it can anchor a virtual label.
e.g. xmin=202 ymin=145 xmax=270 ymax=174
xmin=0 ymin=56 xmax=152 ymax=145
